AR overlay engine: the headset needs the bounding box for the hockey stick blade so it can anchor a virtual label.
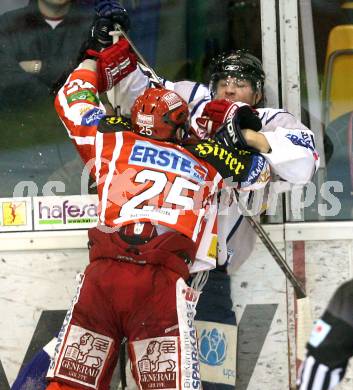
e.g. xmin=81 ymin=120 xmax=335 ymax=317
xmin=296 ymin=296 xmax=313 ymax=361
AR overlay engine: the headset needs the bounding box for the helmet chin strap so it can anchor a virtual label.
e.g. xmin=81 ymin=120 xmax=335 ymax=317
xmin=161 ymin=110 xmax=188 ymax=143
xmin=253 ymin=92 xmax=261 ymax=106
xmin=252 ymin=89 xmax=263 ymax=107
xmin=175 ymin=123 xmax=189 ymax=143
xmin=165 ymin=125 xmax=182 ymax=143
xmin=180 ymin=125 xmax=203 ymax=145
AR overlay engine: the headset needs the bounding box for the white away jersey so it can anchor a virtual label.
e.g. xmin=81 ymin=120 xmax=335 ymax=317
xmin=112 ymin=66 xmax=319 ymax=271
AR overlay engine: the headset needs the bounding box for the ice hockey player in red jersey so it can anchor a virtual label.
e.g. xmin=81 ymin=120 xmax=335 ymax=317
xmin=45 ymin=42 xmax=270 ymax=389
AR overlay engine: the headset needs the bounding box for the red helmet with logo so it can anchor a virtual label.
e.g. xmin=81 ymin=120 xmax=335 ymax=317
xmin=131 ymin=88 xmax=189 ymax=141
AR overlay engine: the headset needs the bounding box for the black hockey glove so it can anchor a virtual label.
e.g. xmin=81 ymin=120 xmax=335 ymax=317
xmin=89 ymin=17 xmax=116 ymax=51
xmin=94 ymin=0 xmax=130 ymax=32
xmin=214 ymin=105 xmax=262 ymax=150
xmin=89 ymin=1 xmax=130 ymax=52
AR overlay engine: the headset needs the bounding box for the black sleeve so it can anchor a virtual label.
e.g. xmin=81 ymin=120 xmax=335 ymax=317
xmin=184 ymin=139 xmax=265 ymax=183
xmin=297 ymin=310 xmax=353 ymax=390
xmin=0 ymin=30 xmax=51 ymax=108
xmin=0 ymin=11 xmax=52 ymax=105
xmin=306 ymin=311 xmax=353 ymax=368
xmin=0 ymin=9 xmax=93 ymax=109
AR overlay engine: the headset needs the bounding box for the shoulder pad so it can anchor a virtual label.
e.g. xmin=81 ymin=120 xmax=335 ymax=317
xmin=98 ymin=115 xmax=132 ymax=133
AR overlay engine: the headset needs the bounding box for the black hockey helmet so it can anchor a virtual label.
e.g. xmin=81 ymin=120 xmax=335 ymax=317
xmin=209 ymin=50 xmax=265 ymax=95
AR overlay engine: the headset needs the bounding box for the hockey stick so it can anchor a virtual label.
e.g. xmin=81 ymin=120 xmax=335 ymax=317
xmin=234 ymin=189 xmax=306 ymax=297
xmin=233 ymin=189 xmax=312 ymax=361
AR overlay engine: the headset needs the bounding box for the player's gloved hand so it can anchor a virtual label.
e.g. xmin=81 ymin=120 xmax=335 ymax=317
xmin=94 ymin=0 xmax=130 ymax=32
xmin=90 ymin=16 xmax=116 ymax=50
xmin=86 ymin=38 xmax=137 ymax=92
xmin=196 ymin=99 xmax=261 ymax=137
xmin=214 ymin=105 xmax=262 ymax=150
xmin=199 ymin=99 xmax=238 ymax=135
xmin=89 ymin=1 xmax=130 ymax=51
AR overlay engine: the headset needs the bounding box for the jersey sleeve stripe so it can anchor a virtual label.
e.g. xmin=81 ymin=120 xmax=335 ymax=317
xmin=69 ymin=135 xmax=95 ymax=145
xmin=298 ymin=355 xmax=345 ymax=390
xmin=328 ymin=367 xmax=344 ymax=389
xmin=190 ymin=97 xmax=209 ymax=118
xmin=226 ymin=215 xmax=244 ymax=243
xmin=188 ymin=82 xmax=201 ymax=103
xmin=298 ymin=355 xmax=316 ymax=389
xmin=95 ymin=132 xmax=104 ymax=185
xmin=191 ymin=172 xmax=221 ymax=241
xmin=311 ymin=364 xmax=328 ymax=390
xmin=265 ymin=110 xmax=290 ymax=125
xmin=100 ymin=132 xmax=124 ymax=224
xmin=191 ymin=209 xmax=206 ymax=242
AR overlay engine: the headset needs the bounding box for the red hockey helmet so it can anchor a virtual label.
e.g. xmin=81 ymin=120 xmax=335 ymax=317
xmin=131 ymin=88 xmax=189 ymax=141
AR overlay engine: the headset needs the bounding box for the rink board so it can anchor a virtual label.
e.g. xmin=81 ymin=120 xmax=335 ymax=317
xmin=0 ymin=224 xmax=353 ymax=389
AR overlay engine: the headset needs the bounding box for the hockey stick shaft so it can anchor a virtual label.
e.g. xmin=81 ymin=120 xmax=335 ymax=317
xmin=108 ymin=29 xmax=127 ymax=388
xmin=246 ymin=214 xmax=306 ymax=298
xmin=112 ymin=25 xmax=162 ymax=87
xmin=237 ymin=192 xmax=312 ymax=361
xmin=108 ymin=29 xmax=123 ymax=114
xmin=234 ymin=190 xmax=306 ymax=298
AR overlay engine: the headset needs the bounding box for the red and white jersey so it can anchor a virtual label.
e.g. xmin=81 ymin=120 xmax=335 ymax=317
xmin=55 ymin=67 xmax=223 ymax=245
xmin=94 ymin=131 xmax=222 ymax=241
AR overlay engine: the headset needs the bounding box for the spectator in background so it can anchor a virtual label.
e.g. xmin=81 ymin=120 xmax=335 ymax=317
xmin=0 ymin=0 xmax=94 ymax=197
xmin=0 ymin=0 xmax=93 ymax=109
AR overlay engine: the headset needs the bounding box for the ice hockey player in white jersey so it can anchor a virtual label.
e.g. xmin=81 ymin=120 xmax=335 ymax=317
xmin=111 ymin=32 xmax=319 ymax=389
xmin=297 ymin=278 xmax=353 ymax=390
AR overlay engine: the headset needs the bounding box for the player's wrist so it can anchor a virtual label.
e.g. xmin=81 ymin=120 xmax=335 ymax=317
xmin=80 ymin=59 xmax=97 ymax=72
xmin=242 ymin=130 xmax=271 ymax=153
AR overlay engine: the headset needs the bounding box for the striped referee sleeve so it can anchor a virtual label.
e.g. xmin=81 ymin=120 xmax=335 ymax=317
xmin=297 ymin=355 xmax=344 ymax=390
